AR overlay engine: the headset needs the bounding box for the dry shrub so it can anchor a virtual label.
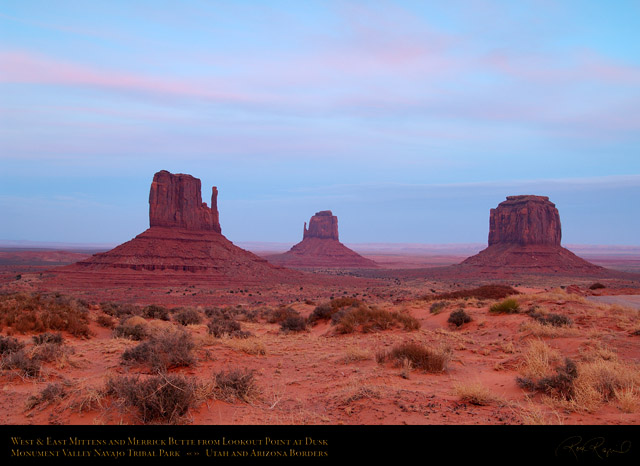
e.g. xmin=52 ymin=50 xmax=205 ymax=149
xmin=113 ymin=322 xmax=147 ymax=341
xmin=589 ymin=282 xmax=606 ymax=290
xmin=0 ymin=335 xmax=24 ymax=355
xmin=308 ymin=297 xmax=363 ymax=324
xmin=100 ymin=302 xmax=141 ymax=319
xmin=265 ymin=306 xmax=300 ymax=324
xmin=96 ymin=314 xmax=116 ymax=329
xmin=121 ymin=328 xmax=195 ymax=372
xmin=25 ymin=383 xmax=67 ymax=410
xmin=32 ymin=332 xmax=63 ymax=346
xmin=1 ymin=349 xmax=41 ymax=378
xmin=342 ymin=346 xmax=372 ymax=363
xmin=490 ymin=298 xmax=520 ymax=314
xmin=380 ymin=342 xmax=450 ymax=373
xmin=517 ymin=359 xmax=578 ymax=399
xmin=142 ymin=304 xmax=171 ymax=321
xmin=106 ymin=374 xmax=197 ymax=424
xmin=207 ymin=319 xmax=251 ymax=339
xmin=213 ymin=369 xmax=258 ymax=402
xmin=453 ymin=381 xmax=501 ymax=406
xmin=31 ymin=342 xmax=64 ymax=362
xmin=569 ymin=359 xmax=640 ymax=412
xmin=333 ymin=305 xmax=419 ymax=334
xmin=280 ymin=315 xmax=307 ymax=333
xmin=424 ymin=285 xmax=519 ymax=301
xmin=519 ymin=320 xmax=579 ymax=338
xmin=173 ymin=308 xmax=202 ymax=326
xmin=0 ymin=293 xmax=91 ymax=338
xmin=448 ymin=309 xmax=472 ymax=327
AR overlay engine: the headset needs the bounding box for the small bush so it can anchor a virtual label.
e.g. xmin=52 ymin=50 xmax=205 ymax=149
xmin=100 ymin=302 xmax=141 ymax=318
xmin=207 ymin=319 xmax=251 ymax=339
xmin=173 ymin=308 xmax=202 ymax=326
xmin=113 ymin=323 xmax=147 ymax=341
xmin=106 ymin=374 xmax=197 ymax=424
xmin=32 ymin=332 xmax=63 ymax=346
xmin=214 ymin=369 xmax=257 ymax=402
xmin=1 ymin=349 xmax=41 ymax=378
xmin=589 ymin=283 xmax=606 ymax=290
xmin=121 ymin=328 xmax=195 ymax=372
xmin=380 ymin=342 xmax=450 ymax=373
xmin=536 ymin=313 xmax=573 ymax=327
xmin=489 ymin=298 xmax=520 ymax=314
xmin=31 ymin=342 xmax=64 ymax=362
xmin=425 ymin=285 xmax=519 ymax=301
xmin=308 ymin=298 xmax=364 ymax=325
xmin=280 ymin=315 xmax=307 ymax=333
xmin=96 ymin=314 xmax=116 ymax=329
xmin=448 ymin=309 xmax=472 ymax=327
xmin=0 ymin=336 xmax=24 ymax=355
xmin=142 ymin=305 xmax=171 ymax=321
xmin=265 ymin=306 xmax=300 ymax=324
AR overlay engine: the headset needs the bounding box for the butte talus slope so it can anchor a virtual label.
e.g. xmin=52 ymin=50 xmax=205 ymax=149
xmin=53 ymin=170 xmax=299 ymax=286
xmin=266 ymin=211 xmax=378 ymax=268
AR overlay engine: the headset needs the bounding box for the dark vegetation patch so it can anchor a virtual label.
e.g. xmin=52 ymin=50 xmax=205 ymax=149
xmin=279 ymin=314 xmax=307 ymax=333
xmin=106 ymin=374 xmax=197 ymax=424
xmin=308 ymin=297 xmax=363 ymax=325
xmin=1 ymin=349 xmax=41 ymax=378
xmin=0 ymin=293 xmax=91 ymax=338
xmin=0 ymin=335 xmax=24 ymax=355
xmin=100 ymin=302 xmax=142 ymax=319
xmin=121 ymin=328 xmax=195 ymax=372
xmin=32 ymin=332 xmax=63 ymax=346
xmin=26 ymin=382 xmax=67 ymax=410
xmin=589 ymin=283 xmax=606 ymax=290
xmin=448 ymin=309 xmax=472 ymax=327
xmin=142 ymin=304 xmax=171 ymax=321
xmin=429 ymin=301 xmax=449 ymax=314
xmin=96 ymin=314 xmax=116 ymax=329
xmin=113 ymin=323 xmax=147 ymax=341
xmin=423 ymin=285 xmax=520 ymax=301
xmin=264 ymin=306 xmax=300 ymax=324
xmin=528 ymin=310 xmax=573 ymax=327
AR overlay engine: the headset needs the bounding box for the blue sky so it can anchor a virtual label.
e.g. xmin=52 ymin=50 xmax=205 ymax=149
xmin=1 ymin=0 xmax=639 ymax=245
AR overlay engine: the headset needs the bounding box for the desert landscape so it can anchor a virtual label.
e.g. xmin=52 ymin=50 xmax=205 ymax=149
xmin=1 ymin=171 xmax=638 ymax=431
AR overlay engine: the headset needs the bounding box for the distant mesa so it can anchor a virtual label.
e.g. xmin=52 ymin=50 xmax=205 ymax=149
xmin=461 ymin=195 xmax=603 ymax=273
xmin=266 ymin=211 xmax=377 ymax=268
xmin=55 ymin=170 xmax=298 ymax=285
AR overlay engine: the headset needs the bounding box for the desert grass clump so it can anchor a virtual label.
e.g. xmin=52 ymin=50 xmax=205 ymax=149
xmin=453 ymin=381 xmax=501 ymax=406
xmin=280 ymin=314 xmax=307 ymax=333
xmin=265 ymin=306 xmax=300 ymax=324
xmin=517 ymin=358 xmax=578 ymax=400
xmin=519 ymin=339 xmax=562 ymax=379
xmin=100 ymin=302 xmax=141 ymax=319
xmin=527 ymin=308 xmax=573 ymax=327
xmin=121 ymin=328 xmax=195 ymax=372
xmin=173 ymin=307 xmax=202 ymax=326
xmin=0 ymin=335 xmax=24 ymax=355
xmin=207 ymin=319 xmax=251 ymax=339
xmin=489 ymin=298 xmax=520 ymax=314
xmin=332 ymin=305 xmax=419 ymax=334
xmin=213 ymin=369 xmax=258 ymax=402
xmin=429 ymin=301 xmax=449 ymax=315
xmin=379 ymin=342 xmax=450 ymax=373
xmin=424 ymin=285 xmax=519 ymax=301
xmin=448 ymin=309 xmax=472 ymax=328
xmin=105 ymin=373 xmax=197 ymax=424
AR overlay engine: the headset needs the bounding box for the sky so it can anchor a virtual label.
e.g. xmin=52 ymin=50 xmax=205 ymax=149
xmin=1 ymin=0 xmax=639 ymax=246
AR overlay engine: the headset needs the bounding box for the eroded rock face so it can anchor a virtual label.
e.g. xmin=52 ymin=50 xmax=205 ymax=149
xmin=149 ymin=170 xmax=221 ymax=232
xmin=303 ymin=211 xmax=339 ymax=240
xmin=488 ymin=195 xmax=561 ymax=246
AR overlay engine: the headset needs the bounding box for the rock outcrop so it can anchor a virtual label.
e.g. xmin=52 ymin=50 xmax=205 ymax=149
xmin=461 ymin=195 xmax=603 ymax=274
xmin=488 ymin=195 xmax=561 ymax=246
xmin=55 ymin=170 xmax=299 ymax=286
xmin=267 ymin=211 xmax=377 ymax=268
xmin=149 ymin=170 xmax=221 ymax=232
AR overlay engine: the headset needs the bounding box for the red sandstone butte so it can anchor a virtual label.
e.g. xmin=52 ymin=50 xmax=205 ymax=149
xmin=461 ymin=195 xmax=603 ymax=273
xmin=54 ymin=171 xmax=299 ymax=286
xmin=267 ymin=211 xmax=377 ymax=268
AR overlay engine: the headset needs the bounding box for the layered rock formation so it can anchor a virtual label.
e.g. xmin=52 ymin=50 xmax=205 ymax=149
xmin=267 ymin=211 xmax=377 ymax=268
xmin=461 ymin=195 xmax=603 ymax=273
xmin=55 ymin=171 xmax=298 ymax=286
